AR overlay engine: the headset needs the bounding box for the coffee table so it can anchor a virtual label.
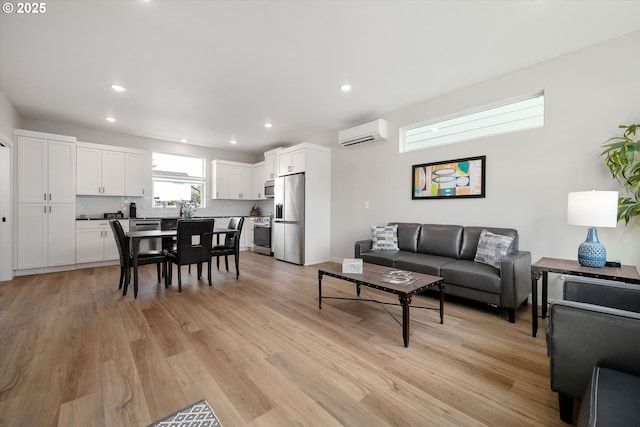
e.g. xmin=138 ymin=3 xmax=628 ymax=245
xmin=318 ymin=263 xmax=445 ymax=347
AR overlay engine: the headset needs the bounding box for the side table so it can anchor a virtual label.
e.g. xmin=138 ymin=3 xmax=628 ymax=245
xmin=530 ymin=257 xmax=640 ymax=337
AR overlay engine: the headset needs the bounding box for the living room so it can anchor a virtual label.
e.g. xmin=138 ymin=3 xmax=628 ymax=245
xmin=1 ymin=2 xmax=640 ymax=426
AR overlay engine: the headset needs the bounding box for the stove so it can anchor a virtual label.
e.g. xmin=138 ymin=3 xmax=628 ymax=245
xmin=253 ymin=217 xmax=272 ymax=256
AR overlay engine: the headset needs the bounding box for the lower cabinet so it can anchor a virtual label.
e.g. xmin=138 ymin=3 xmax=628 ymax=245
xmin=17 ymin=203 xmax=76 ymax=269
xmin=76 ymin=220 xmax=128 ymax=264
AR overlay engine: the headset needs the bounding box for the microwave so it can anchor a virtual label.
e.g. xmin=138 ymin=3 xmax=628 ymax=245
xmin=264 ymin=180 xmax=275 ymax=198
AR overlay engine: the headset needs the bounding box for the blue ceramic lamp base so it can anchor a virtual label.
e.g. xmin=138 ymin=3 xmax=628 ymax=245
xmin=577 ymin=227 xmax=606 ymax=268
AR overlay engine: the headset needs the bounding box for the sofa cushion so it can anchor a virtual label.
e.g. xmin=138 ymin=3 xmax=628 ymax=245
xmin=474 ymin=229 xmax=515 ymax=269
xmin=370 ymin=225 xmax=399 ymax=251
xmin=578 ymin=366 xmax=640 ymax=427
xmin=441 ymin=260 xmax=502 ymax=294
xmin=361 ymin=250 xmax=402 ymax=267
xmin=460 ymin=226 xmax=518 ymax=260
xmin=395 ymin=253 xmax=454 ymax=276
xmin=389 ymin=222 xmax=421 ymax=252
xmin=417 ymin=224 xmax=463 ymax=259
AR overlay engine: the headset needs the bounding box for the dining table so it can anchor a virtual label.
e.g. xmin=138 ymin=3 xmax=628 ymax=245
xmin=127 ymin=227 xmax=236 ymax=297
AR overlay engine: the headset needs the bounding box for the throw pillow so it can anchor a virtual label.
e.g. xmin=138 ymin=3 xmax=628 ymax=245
xmin=474 ymin=229 xmax=514 ymax=269
xmin=370 ymin=225 xmax=399 ymax=251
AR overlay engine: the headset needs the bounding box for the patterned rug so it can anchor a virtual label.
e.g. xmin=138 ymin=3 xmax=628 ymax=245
xmin=148 ymin=399 xmax=223 ymax=427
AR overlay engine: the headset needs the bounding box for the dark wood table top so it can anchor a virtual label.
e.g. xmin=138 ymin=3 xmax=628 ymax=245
xmin=532 ymin=257 xmax=640 ymax=284
xmin=319 ymin=263 xmax=444 ymax=296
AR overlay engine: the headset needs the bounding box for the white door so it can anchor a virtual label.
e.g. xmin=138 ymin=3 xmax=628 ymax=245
xmin=48 ymin=140 xmax=76 ymax=203
xmin=77 ymin=147 xmax=102 ymax=195
xmin=265 ymin=153 xmax=276 ymax=180
xmin=290 ymin=149 xmax=306 ymax=174
xmin=277 ymin=153 xmax=291 ymax=177
xmin=252 ymin=164 xmax=265 ymax=199
xmin=103 ymin=227 xmax=120 ymax=261
xmin=76 ymin=227 xmax=105 ymax=263
xmin=17 ymin=136 xmax=47 ymax=203
xmin=17 ymin=204 xmax=47 ymax=269
xmin=101 ymin=150 xmax=125 ymax=196
xmin=125 ymin=153 xmax=145 ymax=196
xmin=47 ymin=204 xmax=76 ymax=266
xmin=0 ymin=145 xmax=12 ymax=280
xmin=213 ymin=163 xmax=230 ymax=199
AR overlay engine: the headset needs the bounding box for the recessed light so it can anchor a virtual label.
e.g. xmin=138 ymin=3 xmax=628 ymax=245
xmin=180 ymin=138 xmax=188 ymax=143
xmin=105 ymin=116 xmax=116 ymax=122
xmin=230 ymin=140 xmax=237 ymax=144
xmin=264 ymin=123 xmax=272 ymax=128
xmin=110 ymin=84 xmax=126 ymax=92
xmin=339 ymin=84 xmax=352 ymax=92
xmin=431 ymin=127 xmax=439 ymax=132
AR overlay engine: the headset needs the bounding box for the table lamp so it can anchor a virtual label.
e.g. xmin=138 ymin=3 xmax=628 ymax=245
xmin=567 ymin=190 xmax=618 ymax=268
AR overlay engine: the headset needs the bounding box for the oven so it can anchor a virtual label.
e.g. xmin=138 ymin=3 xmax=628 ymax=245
xmin=129 ymin=218 xmax=161 ymax=253
xmin=253 ymin=217 xmax=272 ymax=256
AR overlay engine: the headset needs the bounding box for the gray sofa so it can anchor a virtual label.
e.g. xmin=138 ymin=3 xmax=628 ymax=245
xmin=354 ymin=223 xmax=531 ymax=322
xmin=547 ymin=277 xmax=640 ymax=424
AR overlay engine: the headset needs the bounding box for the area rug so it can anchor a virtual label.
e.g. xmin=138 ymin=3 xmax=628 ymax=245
xmin=148 ymin=399 xmax=223 ymax=427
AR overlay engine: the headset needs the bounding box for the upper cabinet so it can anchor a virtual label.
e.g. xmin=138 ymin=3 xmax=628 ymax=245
xmin=252 ymin=162 xmax=266 ymax=200
xmin=276 ymin=146 xmax=306 ymax=177
xmin=212 ymin=160 xmax=252 ymax=200
xmin=76 ymin=141 xmax=146 ymax=196
xmin=264 ymin=148 xmax=281 ymax=181
xmin=17 ymin=135 xmax=76 ymax=204
xmin=125 ymin=152 xmax=146 ymax=197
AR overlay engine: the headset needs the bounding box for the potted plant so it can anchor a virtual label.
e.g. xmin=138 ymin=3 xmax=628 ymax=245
xmin=601 ymin=124 xmax=640 ymax=227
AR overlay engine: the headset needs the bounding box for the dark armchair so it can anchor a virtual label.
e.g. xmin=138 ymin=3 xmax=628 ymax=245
xmin=165 ymin=219 xmax=214 ymax=292
xmin=547 ymin=277 xmax=640 ymax=423
xmin=211 ymin=216 xmax=244 ymax=279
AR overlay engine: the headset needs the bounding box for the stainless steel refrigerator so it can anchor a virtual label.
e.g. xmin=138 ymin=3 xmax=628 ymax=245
xmin=273 ymin=173 xmax=305 ymax=265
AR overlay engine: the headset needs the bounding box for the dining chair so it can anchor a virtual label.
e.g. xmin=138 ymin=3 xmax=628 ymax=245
xmin=211 ymin=216 xmax=244 ymax=279
xmin=109 ymin=219 xmax=166 ymax=297
xmin=165 ymin=219 xmax=214 ymax=292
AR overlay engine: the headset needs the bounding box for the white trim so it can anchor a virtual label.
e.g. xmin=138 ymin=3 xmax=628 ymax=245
xmin=14 ymin=128 xmax=77 ymax=142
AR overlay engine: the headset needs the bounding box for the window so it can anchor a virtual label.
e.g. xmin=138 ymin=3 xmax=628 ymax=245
xmin=152 ymin=152 xmax=205 ymax=208
xmin=401 ymin=93 xmax=544 ymax=153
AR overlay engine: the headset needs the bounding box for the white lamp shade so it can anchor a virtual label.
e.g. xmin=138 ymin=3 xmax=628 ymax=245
xmin=567 ymin=190 xmax=619 ymax=227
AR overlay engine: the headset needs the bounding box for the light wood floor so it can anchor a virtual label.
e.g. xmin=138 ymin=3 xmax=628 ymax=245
xmin=0 ymin=252 xmax=568 ymax=426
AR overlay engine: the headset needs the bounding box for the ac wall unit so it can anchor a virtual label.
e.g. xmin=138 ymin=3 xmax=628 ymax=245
xmin=338 ymin=119 xmax=388 ymax=148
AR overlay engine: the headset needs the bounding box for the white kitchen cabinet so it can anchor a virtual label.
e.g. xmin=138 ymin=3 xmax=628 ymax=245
xmin=17 ymin=136 xmax=76 ymax=204
xmin=76 ymin=220 xmax=128 ymax=264
xmin=76 ymin=144 xmax=125 ymax=196
xmin=17 ymin=203 xmax=76 ymax=269
xmin=277 ymin=147 xmax=306 ymax=176
xmin=245 ymin=217 xmax=254 ymax=248
xmin=229 ymin=165 xmax=252 ymax=200
xmin=211 ymin=160 xmax=252 ymax=200
xmin=15 ymin=130 xmax=77 ymax=271
xmin=251 ymin=162 xmax=266 ymax=200
xmin=125 ymin=152 xmax=146 ymax=197
xmin=264 ymin=148 xmax=280 ymax=181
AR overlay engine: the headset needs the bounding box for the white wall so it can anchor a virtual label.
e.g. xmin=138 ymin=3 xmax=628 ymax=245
xmin=330 ymin=31 xmax=640 ymax=300
xmin=0 ymin=89 xmax=20 ymax=142
xmin=0 ymin=89 xmax=20 ymax=280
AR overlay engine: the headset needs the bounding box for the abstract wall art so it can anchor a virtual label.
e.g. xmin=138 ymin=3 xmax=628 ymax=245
xmin=412 ymin=155 xmax=486 ymax=200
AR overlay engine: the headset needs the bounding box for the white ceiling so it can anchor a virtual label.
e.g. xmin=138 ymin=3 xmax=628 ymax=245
xmin=2 ymin=1 xmax=640 ymax=154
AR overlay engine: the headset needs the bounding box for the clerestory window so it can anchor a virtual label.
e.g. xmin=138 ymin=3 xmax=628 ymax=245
xmin=401 ymin=93 xmax=544 ymax=153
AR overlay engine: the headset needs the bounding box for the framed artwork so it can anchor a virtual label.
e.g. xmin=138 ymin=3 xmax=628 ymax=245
xmin=412 ymin=155 xmax=486 ymax=199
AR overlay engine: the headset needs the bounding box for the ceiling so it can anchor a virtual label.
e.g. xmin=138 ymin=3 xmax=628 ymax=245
xmin=2 ymin=1 xmax=640 ymax=154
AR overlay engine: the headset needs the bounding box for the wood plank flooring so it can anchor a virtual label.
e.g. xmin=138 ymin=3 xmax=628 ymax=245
xmin=0 ymin=252 xmax=568 ymax=426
